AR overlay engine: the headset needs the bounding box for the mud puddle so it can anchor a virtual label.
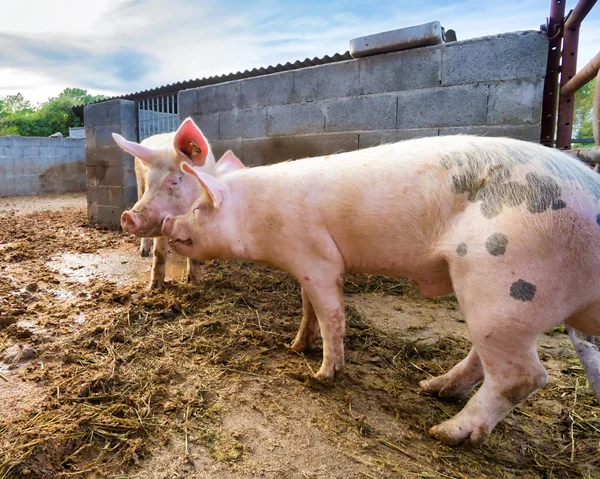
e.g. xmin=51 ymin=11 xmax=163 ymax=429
xmin=49 ymin=244 xmax=189 ymax=285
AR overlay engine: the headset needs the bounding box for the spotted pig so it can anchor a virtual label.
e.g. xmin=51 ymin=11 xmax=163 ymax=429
xmin=161 ymin=135 xmax=600 ymax=446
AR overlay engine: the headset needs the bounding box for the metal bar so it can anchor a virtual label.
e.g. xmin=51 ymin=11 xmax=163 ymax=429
xmin=556 ymin=19 xmax=580 ymax=150
xmin=161 ymin=96 xmax=165 ymax=134
xmin=540 ymin=0 xmax=566 ymax=146
xmin=594 ymin=69 xmax=600 ymax=145
xmin=564 ymin=0 xmax=597 ymax=29
xmin=172 ymin=94 xmax=176 ymax=131
xmin=561 ymin=50 xmax=600 ymax=97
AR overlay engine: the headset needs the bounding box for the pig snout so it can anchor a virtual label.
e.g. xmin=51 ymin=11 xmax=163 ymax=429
xmin=121 ymin=211 xmax=140 ymax=234
xmin=161 ymin=215 xmax=175 ymax=237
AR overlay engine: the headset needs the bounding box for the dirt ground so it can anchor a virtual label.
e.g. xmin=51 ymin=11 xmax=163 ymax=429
xmin=0 ymin=194 xmax=598 ymax=479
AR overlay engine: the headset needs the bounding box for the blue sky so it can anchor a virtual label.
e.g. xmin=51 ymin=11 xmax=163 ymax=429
xmin=1 ymin=0 xmax=599 ymax=104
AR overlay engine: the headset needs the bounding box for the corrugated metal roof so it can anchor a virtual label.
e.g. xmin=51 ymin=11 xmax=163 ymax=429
xmin=74 ymin=51 xmax=353 ymax=115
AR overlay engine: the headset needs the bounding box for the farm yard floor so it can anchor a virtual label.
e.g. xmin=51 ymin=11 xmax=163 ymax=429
xmin=0 ymin=194 xmax=598 ymax=479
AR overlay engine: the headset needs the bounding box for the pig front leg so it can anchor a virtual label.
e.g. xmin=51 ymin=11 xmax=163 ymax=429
xmin=290 ymin=287 xmax=321 ymax=352
xmin=140 ymin=238 xmax=152 ymax=257
xmin=300 ymin=276 xmax=345 ymax=380
xmin=149 ymin=236 xmax=168 ymax=289
xmin=186 ymin=258 xmax=204 ymax=284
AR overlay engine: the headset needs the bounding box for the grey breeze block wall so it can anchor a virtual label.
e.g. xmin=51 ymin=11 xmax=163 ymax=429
xmin=84 ymin=99 xmax=138 ymax=226
xmin=179 ymin=31 xmax=548 ymax=166
xmin=0 ymin=136 xmax=85 ymax=197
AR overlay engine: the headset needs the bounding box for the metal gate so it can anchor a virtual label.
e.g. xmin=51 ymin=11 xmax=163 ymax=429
xmin=137 ymin=94 xmax=179 ymax=141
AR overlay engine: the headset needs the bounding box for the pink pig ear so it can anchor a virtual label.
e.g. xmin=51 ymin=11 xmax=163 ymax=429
xmin=215 ymin=150 xmax=245 ymax=177
xmin=181 ymin=163 xmax=224 ymax=209
xmin=174 ymin=118 xmax=210 ymax=167
xmin=112 ymin=133 xmax=155 ymax=165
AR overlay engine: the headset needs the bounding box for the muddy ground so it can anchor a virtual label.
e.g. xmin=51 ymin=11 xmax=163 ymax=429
xmin=0 ymin=193 xmax=598 ymax=479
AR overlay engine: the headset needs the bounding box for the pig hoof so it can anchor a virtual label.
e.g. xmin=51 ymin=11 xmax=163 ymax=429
xmin=290 ymin=337 xmax=310 ymax=352
xmin=186 ymin=273 xmax=203 ymax=285
xmin=140 ymin=239 xmax=152 ymax=257
xmin=140 ymin=248 xmax=151 ymax=257
xmin=419 ymin=377 xmax=473 ymax=400
xmin=148 ymin=280 xmax=164 ymax=290
xmin=314 ymin=362 xmax=344 ymax=381
xmin=430 ymin=421 xmax=489 ymax=447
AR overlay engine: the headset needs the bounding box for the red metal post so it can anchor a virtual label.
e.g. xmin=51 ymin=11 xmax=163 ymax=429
xmin=540 ymin=0 xmax=567 ymax=147
xmin=556 ymin=13 xmax=580 ymax=150
xmin=564 ymin=0 xmax=598 ymax=29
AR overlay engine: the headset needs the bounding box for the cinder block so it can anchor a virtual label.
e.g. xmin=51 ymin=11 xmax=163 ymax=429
xmin=294 ymin=61 xmax=361 ymax=102
xmin=86 ymin=165 xmax=128 ymax=187
xmin=241 ymin=72 xmax=295 ymax=109
xmin=242 ymin=136 xmax=295 ymax=166
xmin=97 ymin=185 xmax=124 ymax=207
xmin=178 ymin=89 xmax=198 ymax=120
xmin=95 ymin=125 xmax=123 ymax=148
xmin=268 ymin=103 xmax=325 ymax=136
xmin=294 ymin=132 xmax=359 ymax=159
xmin=350 ymin=21 xmax=444 ymax=58
xmin=487 ymin=79 xmax=544 ymax=125
xmin=196 ymin=82 xmax=242 ymax=115
xmin=23 ymin=146 xmax=40 ymax=156
xmin=97 ymin=205 xmax=123 ymax=228
xmin=439 ymin=125 xmax=541 ymax=142
xmin=189 ymin=113 xmax=220 ymax=142
xmin=442 ymin=31 xmax=548 ymax=86
xmin=397 ymin=84 xmax=489 ymax=129
xmin=39 ymin=146 xmax=56 ymax=156
xmin=359 ymin=129 xmax=439 ymax=149
xmin=361 ymin=47 xmax=441 ymax=95
xmin=123 ymin=185 xmax=138 ymax=208
xmin=84 ymin=102 xmax=108 ymax=127
xmin=106 ymin=99 xmax=137 ymax=127
xmin=220 ymin=109 xmax=267 ymax=139
xmin=4 ymin=184 xmax=16 ymax=197
xmin=325 ymin=95 xmax=396 ymax=132
xmin=211 ymin=139 xmax=243 ymax=161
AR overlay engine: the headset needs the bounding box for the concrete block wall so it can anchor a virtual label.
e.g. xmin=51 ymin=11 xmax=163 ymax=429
xmin=0 ymin=136 xmax=85 ymax=197
xmin=84 ymin=99 xmax=138 ymax=227
xmin=179 ymin=31 xmax=548 ymax=165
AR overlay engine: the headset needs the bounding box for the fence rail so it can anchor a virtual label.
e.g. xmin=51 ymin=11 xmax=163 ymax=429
xmin=137 ymin=95 xmax=179 ymax=141
xmin=541 ymin=0 xmax=599 ymax=150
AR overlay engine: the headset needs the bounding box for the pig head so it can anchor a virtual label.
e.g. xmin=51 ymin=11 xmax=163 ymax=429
xmin=113 ymin=118 xmax=216 ymax=238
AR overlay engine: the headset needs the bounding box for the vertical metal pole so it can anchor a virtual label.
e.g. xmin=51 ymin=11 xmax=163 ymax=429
xmin=594 ymin=69 xmax=600 ymax=146
xmin=540 ymin=0 xmax=567 ymax=146
xmin=556 ymin=13 xmax=580 ymax=150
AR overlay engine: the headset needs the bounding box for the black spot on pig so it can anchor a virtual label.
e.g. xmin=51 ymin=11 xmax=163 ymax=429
xmin=510 ymin=280 xmax=536 ymax=302
xmin=485 ymin=233 xmax=508 ymax=256
xmin=456 ymin=243 xmax=467 ymax=256
xmin=596 ymin=213 xmax=600 ymax=226
xmin=452 ymin=166 xmax=566 ymax=218
xmin=552 ymin=199 xmax=567 ymax=210
xmin=524 ymin=173 xmax=563 ymax=214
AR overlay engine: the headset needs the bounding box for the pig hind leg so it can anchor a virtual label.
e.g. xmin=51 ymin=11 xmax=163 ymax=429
xmin=290 ymin=287 xmax=321 ymax=352
xmin=149 ymin=236 xmax=168 ymax=289
xmin=430 ymin=304 xmax=550 ymax=446
xmin=420 ymin=347 xmax=483 ymax=400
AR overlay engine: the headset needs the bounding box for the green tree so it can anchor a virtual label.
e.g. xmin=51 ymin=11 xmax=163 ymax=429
xmin=0 ymin=88 xmax=105 ymax=137
xmin=573 ymin=77 xmax=596 ymax=141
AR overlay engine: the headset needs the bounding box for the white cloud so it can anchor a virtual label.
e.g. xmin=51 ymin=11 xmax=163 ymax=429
xmin=0 ymin=0 xmax=598 ymax=104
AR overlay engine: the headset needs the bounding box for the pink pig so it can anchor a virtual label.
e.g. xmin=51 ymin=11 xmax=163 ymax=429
xmin=112 ymin=118 xmax=216 ymax=289
xmin=161 ymin=136 xmax=600 ymax=446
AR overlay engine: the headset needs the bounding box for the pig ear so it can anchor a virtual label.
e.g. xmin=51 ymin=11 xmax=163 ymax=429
xmin=112 ymin=133 xmax=155 ymax=165
xmin=174 ymin=118 xmax=210 ymax=167
xmin=181 ymin=162 xmax=224 ymax=209
xmin=215 ymin=150 xmax=245 ymax=177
